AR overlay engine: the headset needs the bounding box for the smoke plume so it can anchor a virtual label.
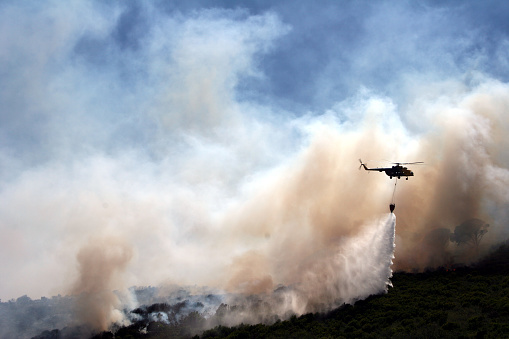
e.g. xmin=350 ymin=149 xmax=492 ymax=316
xmin=70 ymin=236 xmax=134 ymax=331
xmin=1 ymin=0 xmax=509 ymax=334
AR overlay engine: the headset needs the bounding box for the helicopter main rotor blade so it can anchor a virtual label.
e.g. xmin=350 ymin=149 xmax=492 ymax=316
xmin=392 ymin=161 xmax=424 ymax=165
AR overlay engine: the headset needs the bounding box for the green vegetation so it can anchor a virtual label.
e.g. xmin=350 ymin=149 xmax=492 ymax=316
xmin=90 ymin=242 xmax=509 ymax=338
xmin=197 ymin=269 xmax=509 ymax=339
xmin=101 ymin=269 xmax=509 ymax=338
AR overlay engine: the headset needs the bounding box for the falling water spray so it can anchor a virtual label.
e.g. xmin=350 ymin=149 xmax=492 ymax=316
xmin=332 ymin=212 xmax=397 ymax=302
xmin=264 ymin=212 xmax=398 ymax=316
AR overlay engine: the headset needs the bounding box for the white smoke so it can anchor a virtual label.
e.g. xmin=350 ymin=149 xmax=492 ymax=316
xmin=2 ymin=1 xmax=509 ymax=335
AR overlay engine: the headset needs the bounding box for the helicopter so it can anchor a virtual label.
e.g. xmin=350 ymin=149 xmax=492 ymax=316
xmin=359 ymin=159 xmax=423 ymax=180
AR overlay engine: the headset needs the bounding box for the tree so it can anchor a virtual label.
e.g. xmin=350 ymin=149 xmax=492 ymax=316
xmin=450 ymin=218 xmax=489 ymax=249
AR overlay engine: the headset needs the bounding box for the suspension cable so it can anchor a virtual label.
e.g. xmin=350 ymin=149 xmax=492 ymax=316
xmin=391 ymin=179 xmax=398 ymax=204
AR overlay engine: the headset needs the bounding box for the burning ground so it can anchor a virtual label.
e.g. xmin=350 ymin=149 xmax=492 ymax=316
xmin=2 ymin=1 xmax=509 ymax=337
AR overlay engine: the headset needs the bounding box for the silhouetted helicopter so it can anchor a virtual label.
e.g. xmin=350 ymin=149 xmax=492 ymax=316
xmin=359 ymin=159 xmax=423 ymax=180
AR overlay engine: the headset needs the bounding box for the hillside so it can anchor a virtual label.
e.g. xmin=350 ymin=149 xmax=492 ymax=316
xmin=198 ymin=269 xmax=509 ymax=338
xmin=76 ymin=243 xmax=509 ymax=339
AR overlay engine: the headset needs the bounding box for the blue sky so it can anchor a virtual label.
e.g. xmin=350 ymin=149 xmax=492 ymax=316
xmin=2 ymin=1 xmax=509 ymax=327
xmin=154 ymin=0 xmax=509 ymax=110
xmin=3 ymin=1 xmax=509 ymax=160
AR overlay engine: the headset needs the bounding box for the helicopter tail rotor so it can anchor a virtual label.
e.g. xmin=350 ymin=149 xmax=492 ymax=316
xmin=358 ymin=159 xmax=369 ymax=172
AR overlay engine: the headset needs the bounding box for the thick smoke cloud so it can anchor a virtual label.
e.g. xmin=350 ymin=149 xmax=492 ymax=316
xmin=393 ymin=79 xmax=509 ymax=270
xmin=1 ymin=0 xmax=509 ymax=334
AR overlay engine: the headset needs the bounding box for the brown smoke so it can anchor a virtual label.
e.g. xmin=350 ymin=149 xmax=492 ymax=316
xmin=389 ymin=82 xmax=509 ymax=270
xmin=221 ymin=82 xmax=509 ymax=298
xmin=70 ymin=236 xmax=133 ymax=331
xmin=221 ymin=124 xmax=389 ymax=291
xmin=51 ymin=81 xmax=509 ymax=328
xmin=4 ymin=4 xmax=509 ymax=334
xmin=226 ymin=250 xmax=274 ymax=295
